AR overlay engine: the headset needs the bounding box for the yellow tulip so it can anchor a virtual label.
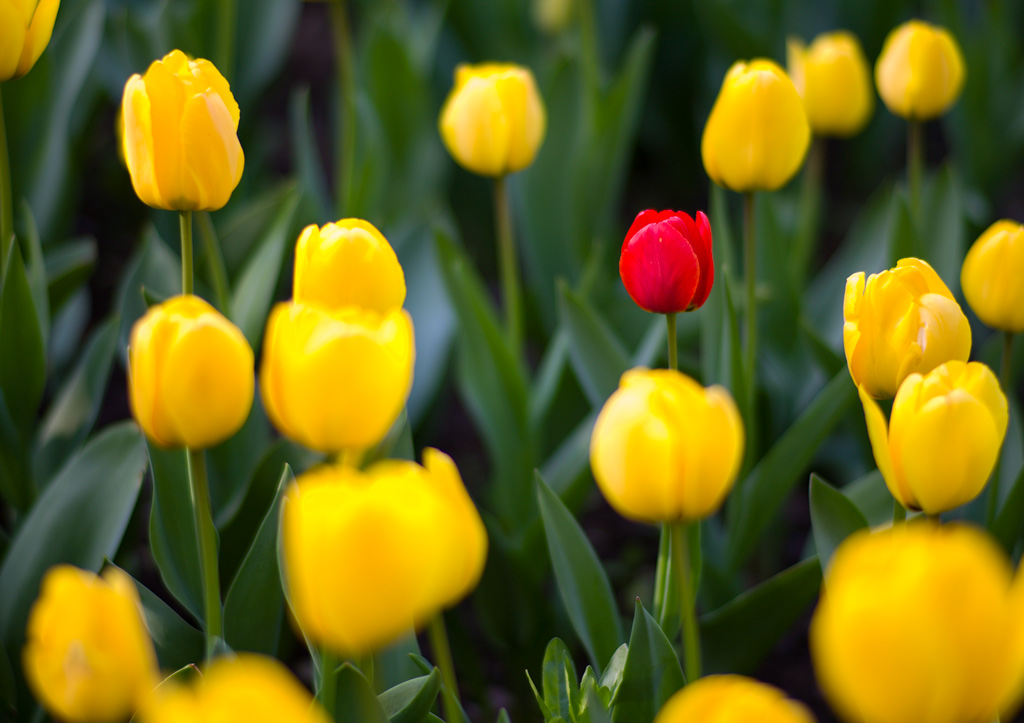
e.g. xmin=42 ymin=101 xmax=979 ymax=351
xmin=260 ymin=301 xmax=414 ymax=453
xmin=282 ymin=448 xmax=487 ymax=656
xmin=122 ymin=49 xmax=244 ymax=211
xmin=961 ymin=220 xmax=1024 ymax=332
xmin=655 ymin=675 xmax=816 ymax=723
xmin=875 ymin=20 xmax=965 ymax=121
xmin=811 ymin=524 xmax=1024 ymax=723
xmin=590 ymin=368 xmax=744 ymax=524
xmin=140 ymin=654 xmax=330 ymax=723
xmin=701 ymin=59 xmax=810 ymax=192
xmin=129 ymin=294 xmax=254 ymax=449
xmin=0 ymin=0 xmax=59 ymax=81
xmin=439 ymin=63 xmax=546 ymax=177
xmin=787 ymin=32 xmax=874 ymax=137
xmin=533 ymin=0 xmax=572 ymax=34
xmin=23 ymin=565 xmax=159 ymax=723
xmin=293 ymin=219 xmax=405 ymax=315
xmin=843 ymin=257 xmax=971 ymax=399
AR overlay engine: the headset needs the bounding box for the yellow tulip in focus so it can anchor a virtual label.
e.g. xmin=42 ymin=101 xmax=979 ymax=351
xmin=701 ymin=59 xmax=810 ymax=192
xmin=282 ymin=448 xmax=487 ymax=655
xmin=439 ymin=63 xmax=546 ymax=177
xmin=293 ymin=219 xmax=405 ymax=315
xmin=875 ymin=20 xmax=965 ymax=121
xmin=122 ymin=50 xmax=244 ymax=211
xmin=0 ymin=0 xmax=60 ymax=80
xmin=811 ymin=524 xmax=1024 ymax=723
xmin=129 ymin=295 xmax=255 ymax=449
xmin=590 ymin=368 xmax=744 ymax=524
xmin=260 ymin=301 xmax=414 ymax=453
xmin=655 ymin=675 xmax=816 ymax=723
xmin=787 ymin=32 xmax=873 ymax=137
xmin=860 ymin=360 xmax=1007 ymax=515
xmin=23 ymin=565 xmax=159 ymax=723
xmin=843 ymin=257 xmax=971 ymax=399
xmin=962 ymin=220 xmax=1024 ymax=333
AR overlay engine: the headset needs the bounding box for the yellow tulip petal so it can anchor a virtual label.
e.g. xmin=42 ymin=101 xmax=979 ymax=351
xmin=179 ymin=90 xmax=245 ymax=211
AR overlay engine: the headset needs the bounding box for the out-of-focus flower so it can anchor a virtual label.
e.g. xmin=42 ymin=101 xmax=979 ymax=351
xmin=787 ymin=31 xmax=873 ymax=137
xmin=0 ymin=0 xmax=60 ymax=80
xmin=532 ymin=0 xmax=572 ymax=34
xmin=875 ymin=20 xmax=965 ymax=121
xmin=961 ymin=220 xmax=1024 ymax=333
xmin=655 ymin=675 xmax=816 ymax=723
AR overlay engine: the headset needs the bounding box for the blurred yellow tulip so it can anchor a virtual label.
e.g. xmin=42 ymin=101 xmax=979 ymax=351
xmin=0 ymin=0 xmax=59 ymax=80
xmin=590 ymin=368 xmax=744 ymax=524
xmin=655 ymin=675 xmax=815 ymax=723
xmin=23 ymin=565 xmax=159 ymax=723
xmin=533 ymin=0 xmax=572 ymax=34
xmin=701 ymin=59 xmax=810 ymax=192
xmin=962 ymin=220 xmax=1024 ymax=333
xmin=843 ymin=257 xmax=971 ymax=399
xmin=129 ymin=295 xmax=254 ymax=449
xmin=122 ymin=50 xmax=244 ymax=211
xmin=875 ymin=20 xmax=965 ymax=121
xmin=787 ymin=32 xmax=873 ymax=137
xmin=282 ymin=448 xmax=487 ymax=656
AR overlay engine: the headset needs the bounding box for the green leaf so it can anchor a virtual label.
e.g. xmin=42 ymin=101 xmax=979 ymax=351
xmin=993 ymin=464 xmax=1024 ymax=552
xmin=922 ymin=165 xmax=964 ymax=293
xmin=115 ymin=228 xmax=180 ymax=364
xmin=526 ymin=669 xmax=552 ymax=720
xmin=17 ymin=201 xmax=49 ymax=348
xmin=288 ymin=87 xmax=333 ymax=221
xmin=234 ymin=0 xmax=301 ymax=110
xmin=333 ymin=664 xmax=389 ymax=723
xmin=496 ymin=710 xmax=512 ymax=723
xmin=557 ymin=281 xmax=631 ymax=407
xmin=373 ymin=634 xmax=423 ymax=695
xmin=599 ymin=644 xmax=627 ymax=697
xmin=0 ymin=244 xmax=45 ymax=445
xmin=841 ymin=470 xmax=893 ymax=528
xmin=610 ymin=601 xmax=684 ymax=723
xmin=377 ymin=668 xmax=441 ymax=723
xmin=128 ymin=664 xmax=202 ymax=723
xmin=809 ymin=474 xmax=869 ymax=571
xmin=886 ymin=191 xmax=917 ymax=267
xmin=45 ymin=239 xmax=96 ymax=314
xmin=0 ymin=638 xmax=15 ymax=721
xmin=541 ymin=638 xmax=575 ymax=721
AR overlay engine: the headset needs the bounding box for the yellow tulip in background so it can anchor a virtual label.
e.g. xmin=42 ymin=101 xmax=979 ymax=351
xmin=129 ymin=294 xmax=254 ymax=449
xmin=787 ymin=31 xmax=874 ymax=137
xmin=962 ymin=220 xmax=1024 ymax=332
xmin=811 ymin=524 xmax=1024 ymax=723
xmin=0 ymin=0 xmax=60 ymax=80
xmin=122 ymin=50 xmax=244 ymax=211
xmin=590 ymin=368 xmax=744 ymax=524
xmin=23 ymin=565 xmax=159 ymax=723
xmin=701 ymin=59 xmax=810 ymax=192
xmin=875 ymin=20 xmax=965 ymax=121
xmin=439 ymin=63 xmax=546 ymax=177
xmin=282 ymin=448 xmax=487 ymax=656
xmin=843 ymin=257 xmax=971 ymax=399
xmin=654 ymin=675 xmax=816 ymax=723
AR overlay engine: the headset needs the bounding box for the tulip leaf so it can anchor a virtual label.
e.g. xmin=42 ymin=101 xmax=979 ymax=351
xmin=115 ymin=227 xmax=181 ymax=365
xmin=45 ymin=239 xmax=96 ymax=315
xmin=557 ymin=281 xmax=631 ymax=408
xmin=841 ymin=470 xmax=893 ymax=528
xmin=922 ymin=165 xmax=965 ymax=294
xmin=288 ymin=87 xmax=333 ymax=222
xmin=17 ymin=201 xmax=49 ymax=349
xmin=885 ymin=191 xmax=917 ymax=267
xmin=0 ymin=244 xmax=46 ymax=449
xmin=373 ymin=633 xmax=423 ymax=695
xmin=809 ymin=474 xmax=869 ymax=570
xmin=610 ymin=600 xmax=684 ymax=723
xmin=496 ymin=710 xmax=512 ymax=723
xmin=541 ymin=638 xmax=576 ymax=721
xmin=579 ymin=680 xmax=613 ymax=723
xmin=333 ymin=664 xmax=389 ymax=723
xmin=993 ymin=463 xmax=1024 ymax=553
xmin=233 ymin=0 xmax=301 ymax=111
xmin=207 ymin=403 xmax=273 ymax=527
xmin=377 ymin=668 xmax=441 ymax=723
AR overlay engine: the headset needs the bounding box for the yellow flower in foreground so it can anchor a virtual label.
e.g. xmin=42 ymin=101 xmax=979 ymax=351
xmin=875 ymin=20 xmax=965 ymax=121
xmin=655 ymin=675 xmax=815 ymax=723
xmin=23 ymin=566 xmax=159 ymax=723
xmin=843 ymin=257 xmax=971 ymax=399
xmin=811 ymin=524 xmax=1024 ymax=723
xmin=0 ymin=0 xmax=60 ymax=80
xmin=282 ymin=449 xmax=487 ymax=656
xmin=787 ymin=31 xmax=873 ymax=137
xmin=961 ymin=220 xmax=1024 ymax=333
xmin=439 ymin=63 xmax=546 ymax=177
xmin=701 ymin=59 xmax=810 ymax=192
xmin=129 ymin=295 xmax=254 ymax=449
xmin=590 ymin=368 xmax=744 ymax=524
xmin=122 ymin=49 xmax=244 ymax=211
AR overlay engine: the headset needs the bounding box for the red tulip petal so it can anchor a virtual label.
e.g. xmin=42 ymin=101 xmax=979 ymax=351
xmin=619 ymin=221 xmax=700 ymax=314
xmin=624 ymin=209 xmax=662 ymax=248
xmin=689 ymin=211 xmax=715 ymax=309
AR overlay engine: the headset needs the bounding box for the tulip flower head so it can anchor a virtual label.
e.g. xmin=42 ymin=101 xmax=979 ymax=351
xmin=619 ymin=209 xmax=714 ymax=315
xmin=787 ymin=31 xmax=874 ymax=137
xmin=875 ymin=20 xmax=965 ymax=121
xmin=961 ymin=220 xmax=1024 ymax=333
xmin=0 ymin=0 xmax=60 ymax=80
xmin=655 ymin=675 xmax=816 ymax=723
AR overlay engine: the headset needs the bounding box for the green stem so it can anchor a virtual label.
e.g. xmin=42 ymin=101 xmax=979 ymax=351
xmin=666 ymin=312 xmax=677 ymax=371
xmin=196 ymin=212 xmax=230 ymax=311
xmin=214 ymin=0 xmax=237 ymax=82
xmin=329 ymin=0 xmax=356 ymax=214
xmin=743 ymin=191 xmax=757 ymax=464
xmin=893 ymin=498 xmax=906 ymax=525
xmin=0 ymin=86 xmax=13 ymax=274
xmin=908 ymin=121 xmax=923 ymax=232
xmin=494 ymin=175 xmax=523 ymax=357
xmin=671 ymin=521 xmax=701 ymax=682
xmin=576 ymin=0 xmax=600 ymax=89
xmin=187 ymin=449 xmax=221 ymax=660
xmin=180 ymin=211 xmax=194 ymax=295
xmin=653 ymin=523 xmax=674 ymax=632
xmin=986 ymin=331 xmax=1014 ymax=528
xmin=318 ymin=648 xmax=339 ymax=714
xmin=428 ymin=614 xmax=461 ymax=720
xmin=792 ymin=138 xmax=823 ymax=284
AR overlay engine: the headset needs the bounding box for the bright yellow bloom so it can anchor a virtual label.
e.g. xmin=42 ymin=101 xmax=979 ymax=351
xmin=811 ymin=524 xmax=1024 ymax=723
xmin=260 ymin=301 xmax=414 ymax=453
xmin=129 ymin=295 xmax=254 ymax=449
xmin=787 ymin=31 xmax=874 ymax=137
xmin=0 ymin=0 xmax=59 ymax=80
xmin=23 ymin=566 xmax=159 ymax=723
xmin=843 ymin=257 xmax=971 ymax=399
xmin=140 ymin=654 xmax=329 ymax=723
xmin=439 ymin=63 xmax=546 ymax=177
xmin=293 ymin=219 xmax=405 ymax=315
xmin=122 ymin=50 xmax=244 ymax=211
xmin=655 ymin=675 xmax=816 ymax=723
xmin=590 ymin=368 xmax=744 ymax=524
xmin=701 ymin=59 xmax=810 ymax=192
xmin=961 ymin=220 xmax=1024 ymax=332
xmin=875 ymin=20 xmax=965 ymax=121
xmin=282 ymin=448 xmax=487 ymax=656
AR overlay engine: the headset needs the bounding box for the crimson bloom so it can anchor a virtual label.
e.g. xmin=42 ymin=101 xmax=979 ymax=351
xmin=619 ymin=209 xmax=714 ymax=314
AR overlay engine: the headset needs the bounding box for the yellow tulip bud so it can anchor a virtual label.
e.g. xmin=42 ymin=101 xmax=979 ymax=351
xmin=0 ymin=0 xmax=59 ymax=81
xmin=787 ymin=32 xmax=874 ymax=137
xmin=140 ymin=654 xmax=330 ymax=723
xmin=859 ymin=360 xmax=1007 ymax=515
xmin=439 ymin=63 xmax=546 ymax=177
xmin=843 ymin=257 xmax=971 ymax=399
xmin=875 ymin=20 xmax=965 ymax=121
xmin=701 ymin=59 xmax=810 ymax=192
xmin=961 ymin=220 xmax=1024 ymax=332
xmin=655 ymin=675 xmax=816 ymax=723
xmin=260 ymin=302 xmax=414 ymax=453
xmin=293 ymin=219 xmax=405 ymax=315
xmin=121 ymin=50 xmax=244 ymax=211
xmin=23 ymin=566 xmax=159 ymax=723
xmin=811 ymin=524 xmax=1024 ymax=723
xmin=282 ymin=448 xmax=487 ymax=656
xmin=129 ymin=295 xmax=255 ymax=449
xmin=590 ymin=368 xmax=744 ymax=524
xmin=533 ymin=0 xmax=572 ymax=35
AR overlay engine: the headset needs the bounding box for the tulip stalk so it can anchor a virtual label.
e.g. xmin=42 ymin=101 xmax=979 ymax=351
xmin=180 ymin=211 xmax=194 ymax=295
xmin=429 ymin=614 xmax=462 ymax=721
xmin=986 ymin=331 xmax=1015 ymax=527
xmin=908 ymin=121 xmax=923 ymax=228
xmin=187 ymin=448 xmax=223 ymax=660
xmin=330 ymin=0 xmax=357 ymax=213
xmin=495 ymin=176 xmax=524 ymax=357
xmin=318 ymin=648 xmax=338 ymax=715
xmin=197 ymin=212 xmax=231 ymax=312
xmin=0 ymin=87 xmax=12 ymax=272
xmin=743 ymin=192 xmax=757 ymax=457
xmin=653 ymin=313 xmax=680 ymax=632
xmin=671 ymin=521 xmax=701 ymax=682
xmin=215 ymin=0 xmax=237 ymax=83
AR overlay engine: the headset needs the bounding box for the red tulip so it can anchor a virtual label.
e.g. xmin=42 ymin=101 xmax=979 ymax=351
xmin=619 ymin=209 xmax=714 ymax=314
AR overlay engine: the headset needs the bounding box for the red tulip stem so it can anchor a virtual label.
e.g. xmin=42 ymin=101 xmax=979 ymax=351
xmin=494 ymin=175 xmax=523 ymax=357
xmin=0 ymin=86 xmax=12 ymax=274
xmin=743 ymin=191 xmax=757 ymax=459
xmin=180 ymin=210 xmax=194 ymax=295
xmin=187 ymin=448 xmax=222 ymax=660
xmin=908 ymin=121 xmax=923 ymax=230
xmin=671 ymin=521 xmax=701 ymax=682
xmin=330 ymin=0 xmax=357 ymax=214
xmin=429 ymin=613 xmax=462 ymax=721
xmin=986 ymin=331 xmax=1015 ymax=528
xmin=666 ymin=312 xmax=678 ymax=371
